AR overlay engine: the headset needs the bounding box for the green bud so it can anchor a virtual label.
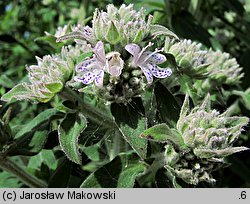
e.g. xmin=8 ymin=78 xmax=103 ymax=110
xmin=122 ymin=72 xmax=130 ymax=80
xmin=129 ymin=77 xmax=140 ymax=86
xmin=131 ymin=69 xmax=142 ymax=77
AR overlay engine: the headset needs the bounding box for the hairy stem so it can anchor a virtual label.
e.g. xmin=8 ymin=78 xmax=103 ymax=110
xmin=0 ymin=157 xmax=47 ymax=188
xmin=59 ymin=87 xmax=116 ymax=129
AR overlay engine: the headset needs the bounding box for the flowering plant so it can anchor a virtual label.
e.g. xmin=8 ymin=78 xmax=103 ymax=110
xmin=0 ymin=3 xmax=249 ymax=188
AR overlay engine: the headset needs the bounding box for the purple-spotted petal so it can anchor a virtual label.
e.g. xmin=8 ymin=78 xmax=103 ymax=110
xmin=94 ymin=41 xmax=106 ymax=64
xmin=148 ymin=53 xmax=166 ymax=64
xmin=148 ymin=64 xmax=172 ymax=78
xmin=141 ymin=51 xmax=167 ymax=65
xmin=125 ymin=44 xmax=141 ymax=56
xmin=94 ymin=70 xmax=104 ymax=87
xmin=139 ymin=65 xmax=153 ymax=84
xmin=74 ymin=72 xmax=95 ymax=84
xmin=75 ymin=59 xmax=97 ymax=72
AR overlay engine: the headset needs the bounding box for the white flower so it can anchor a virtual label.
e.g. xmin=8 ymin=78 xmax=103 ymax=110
xmin=74 ymin=41 xmax=124 ymax=87
xmin=125 ymin=43 xmax=172 ymax=83
xmin=106 ymin=52 xmax=124 ymax=77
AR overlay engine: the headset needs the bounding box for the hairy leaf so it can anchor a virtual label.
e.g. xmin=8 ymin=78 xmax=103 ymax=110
xmin=111 ymin=98 xmax=147 ymax=159
xmin=140 ymin=123 xmax=185 ymax=148
xmin=150 ymin=24 xmax=179 ymax=40
xmin=15 ymin=108 xmax=58 ymax=139
xmin=58 ymin=112 xmax=87 ymax=164
xmin=1 ymin=83 xmax=33 ymax=102
xmin=81 ymin=153 xmax=145 ymax=187
xmin=154 ymin=82 xmax=181 ymax=126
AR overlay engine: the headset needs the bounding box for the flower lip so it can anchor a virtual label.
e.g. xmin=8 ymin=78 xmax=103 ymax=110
xmin=106 ymin=51 xmax=124 ymax=77
xmin=125 ymin=43 xmax=172 ymax=83
xmin=74 ymin=41 xmax=106 ymax=87
xmin=74 ymin=41 xmax=124 ymax=87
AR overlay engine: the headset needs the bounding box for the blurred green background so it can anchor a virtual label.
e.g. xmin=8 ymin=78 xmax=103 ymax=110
xmin=0 ymin=0 xmax=250 ymax=187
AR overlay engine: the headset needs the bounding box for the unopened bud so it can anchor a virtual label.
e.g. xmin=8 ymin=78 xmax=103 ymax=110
xmin=129 ymin=77 xmax=140 ymax=86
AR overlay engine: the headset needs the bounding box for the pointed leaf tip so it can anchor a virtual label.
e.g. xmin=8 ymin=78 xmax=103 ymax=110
xmin=58 ymin=112 xmax=87 ymax=164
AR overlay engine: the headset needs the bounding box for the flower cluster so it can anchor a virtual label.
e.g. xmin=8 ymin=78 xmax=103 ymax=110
xmin=164 ymin=37 xmax=243 ymax=83
xmin=56 ymin=4 xmax=152 ymax=46
xmin=92 ymin=4 xmax=152 ymax=45
xmin=2 ymin=3 xmax=244 ymax=106
xmin=2 ymin=4 xmax=175 ymax=104
xmin=141 ymin=94 xmax=248 ymax=185
xmin=1 ymin=45 xmax=84 ymax=103
xmin=73 ymin=41 xmax=172 ymax=103
xmin=165 ymin=94 xmax=249 ymax=185
xmin=53 ymin=4 xmax=175 ymax=103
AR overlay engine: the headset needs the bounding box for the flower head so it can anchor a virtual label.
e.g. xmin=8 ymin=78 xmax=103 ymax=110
xmin=125 ymin=43 xmax=172 ymax=83
xmin=140 ymin=94 xmax=249 ymax=185
xmin=167 ymin=94 xmax=249 ymax=185
xmin=56 ymin=4 xmax=153 ymax=46
xmin=1 ymin=45 xmax=83 ymax=103
xmin=93 ymin=4 xmax=152 ymax=45
xmin=164 ymin=37 xmax=243 ymax=83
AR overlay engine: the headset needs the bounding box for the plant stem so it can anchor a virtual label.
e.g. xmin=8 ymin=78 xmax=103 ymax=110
xmin=0 ymin=157 xmax=47 ymax=188
xmin=59 ymin=87 xmax=116 ymax=129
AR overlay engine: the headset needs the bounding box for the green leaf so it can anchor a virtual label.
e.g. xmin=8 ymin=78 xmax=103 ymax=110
xmin=111 ymin=98 xmax=147 ymax=159
xmin=141 ymin=88 xmax=157 ymax=127
xmin=154 ymin=82 xmax=181 ymax=126
xmin=0 ymin=75 xmax=15 ymax=88
xmin=9 ymin=123 xmax=50 ymax=156
xmin=119 ymin=118 xmax=148 ymax=159
xmin=133 ymin=29 xmax=144 ymax=43
xmin=48 ymin=158 xmax=72 ymax=188
xmin=45 ymin=82 xmax=63 ymax=93
xmin=232 ymin=89 xmax=250 ymax=110
xmin=105 ymin=21 xmax=120 ymax=44
xmin=58 ymin=112 xmax=87 ymax=164
xmin=28 ymin=128 xmax=49 ymax=153
xmin=140 ymin=124 xmax=185 ymax=148
xmin=76 ymin=52 xmax=93 ymax=64
xmin=80 ymin=153 xmax=145 ymax=187
xmin=194 ymin=147 xmax=249 ymax=158
xmin=1 ymin=83 xmax=32 ymax=102
xmin=0 ymin=171 xmax=22 ymax=188
xmin=81 ymin=142 xmax=101 ymax=162
xmin=15 ymin=108 xmax=58 ymax=139
xmin=150 ymin=24 xmax=179 ymax=40
xmin=28 ymin=149 xmax=57 ymax=171
xmin=35 ymin=34 xmax=63 ymax=49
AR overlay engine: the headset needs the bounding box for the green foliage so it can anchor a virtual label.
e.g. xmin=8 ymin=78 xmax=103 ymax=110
xmin=0 ymin=171 xmax=22 ymax=188
xmin=58 ymin=112 xmax=87 ymax=164
xmin=0 ymin=0 xmax=250 ymax=189
xmin=81 ymin=153 xmax=145 ymax=188
xmin=111 ymin=99 xmax=148 ymax=159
